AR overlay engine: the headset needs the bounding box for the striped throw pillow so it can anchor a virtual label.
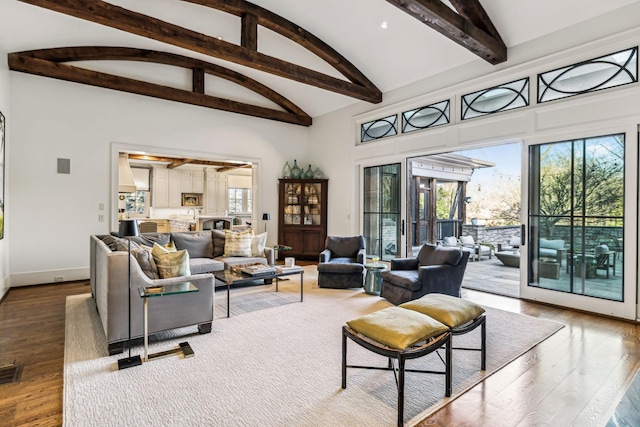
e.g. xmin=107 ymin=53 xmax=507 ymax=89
xmin=223 ymin=230 xmax=253 ymax=257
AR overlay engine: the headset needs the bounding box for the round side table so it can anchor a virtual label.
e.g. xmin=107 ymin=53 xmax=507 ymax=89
xmin=364 ymin=263 xmax=386 ymax=295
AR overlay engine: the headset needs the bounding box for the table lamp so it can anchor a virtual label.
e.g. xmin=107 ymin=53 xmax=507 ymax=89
xmin=117 ymin=219 xmax=143 ymax=370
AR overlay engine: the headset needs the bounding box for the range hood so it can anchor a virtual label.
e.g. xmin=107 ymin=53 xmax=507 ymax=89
xmin=118 ymin=155 xmax=137 ymax=193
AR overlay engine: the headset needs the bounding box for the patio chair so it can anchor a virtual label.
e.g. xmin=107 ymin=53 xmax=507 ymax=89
xmin=594 ymin=244 xmax=616 ymax=278
xmin=459 ymin=235 xmax=491 ymax=261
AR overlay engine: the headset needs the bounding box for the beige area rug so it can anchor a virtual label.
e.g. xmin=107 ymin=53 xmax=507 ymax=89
xmin=63 ymin=266 xmax=563 ymax=426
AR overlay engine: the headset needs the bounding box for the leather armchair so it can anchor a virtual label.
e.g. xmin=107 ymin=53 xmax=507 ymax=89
xmin=380 ymin=244 xmax=470 ymax=305
xmin=317 ymin=235 xmax=366 ymax=289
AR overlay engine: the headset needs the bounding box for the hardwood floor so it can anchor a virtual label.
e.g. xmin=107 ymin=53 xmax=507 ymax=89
xmin=0 ymin=281 xmax=89 ymax=427
xmin=0 ymin=280 xmax=638 ymax=426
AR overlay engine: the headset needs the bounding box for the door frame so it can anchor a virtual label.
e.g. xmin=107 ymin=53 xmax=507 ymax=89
xmin=519 ymin=124 xmax=638 ymax=320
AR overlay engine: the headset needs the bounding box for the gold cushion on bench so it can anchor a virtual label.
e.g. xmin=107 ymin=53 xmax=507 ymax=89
xmin=347 ymin=306 xmax=448 ymax=350
xmin=400 ymin=293 xmax=485 ymax=328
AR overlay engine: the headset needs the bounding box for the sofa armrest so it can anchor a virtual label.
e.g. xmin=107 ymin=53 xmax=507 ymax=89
xmin=357 ymin=248 xmax=366 ymax=264
xmin=263 ymin=246 xmax=275 ymax=265
xmin=390 ymin=258 xmax=419 ymax=270
xmin=319 ymin=249 xmax=331 ymax=263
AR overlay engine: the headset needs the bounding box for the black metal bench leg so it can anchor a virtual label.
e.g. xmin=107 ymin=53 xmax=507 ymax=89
xmin=342 ymin=327 xmax=347 ymax=389
xmin=398 ymin=355 xmax=405 ymax=427
xmin=481 ymin=319 xmax=487 ymax=371
xmin=445 ymin=338 xmax=452 ymax=397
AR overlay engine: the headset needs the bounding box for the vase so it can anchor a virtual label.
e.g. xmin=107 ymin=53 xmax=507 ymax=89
xmin=282 ymin=161 xmax=291 ymax=178
xmin=290 ymin=160 xmax=302 ymax=179
xmin=305 ymin=165 xmax=314 ymax=179
xmin=313 ymin=167 xmax=324 ymax=179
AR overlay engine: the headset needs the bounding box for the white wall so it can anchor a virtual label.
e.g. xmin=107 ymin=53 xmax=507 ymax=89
xmin=9 ymin=73 xmax=310 ymax=286
xmin=0 ymin=53 xmax=10 ymax=299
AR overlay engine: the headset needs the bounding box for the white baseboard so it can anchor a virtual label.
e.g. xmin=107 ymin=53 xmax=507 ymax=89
xmin=10 ymin=267 xmax=90 ymax=287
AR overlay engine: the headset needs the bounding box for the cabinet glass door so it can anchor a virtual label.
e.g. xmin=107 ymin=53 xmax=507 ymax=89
xmin=304 ymin=183 xmax=322 ymax=226
xmin=283 ymin=182 xmax=301 ymax=225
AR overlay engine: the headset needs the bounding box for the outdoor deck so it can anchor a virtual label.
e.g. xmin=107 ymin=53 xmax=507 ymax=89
xmin=462 ymin=254 xmax=624 ymax=301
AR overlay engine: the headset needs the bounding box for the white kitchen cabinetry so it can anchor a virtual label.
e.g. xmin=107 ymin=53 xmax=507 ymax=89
xmin=205 ymin=170 xmax=227 ymax=216
xmin=153 ymin=168 xmax=169 ymax=208
xmin=180 ymin=171 xmax=205 ymax=196
xmin=153 ymin=168 xmax=206 ymax=208
xmin=168 ymin=170 xmax=182 ymax=207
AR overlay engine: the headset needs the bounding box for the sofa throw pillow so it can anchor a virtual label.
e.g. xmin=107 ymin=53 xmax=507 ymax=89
xmin=152 ymin=243 xmax=190 ymax=279
xmin=223 ymin=229 xmax=253 ymax=257
xmin=251 ymin=232 xmax=268 ymax=257
xmin=171 ymin=232 xmax=214 ymax=259
xmin=132 ymin=246 xmax=160 ymax=280
xmin=212 ymin=230 xmax=226 ymax=257
xmin=100 ymin=235 xmax=134 ymax=252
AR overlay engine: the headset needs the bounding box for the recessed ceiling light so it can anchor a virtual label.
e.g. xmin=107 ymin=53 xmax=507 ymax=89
xmin=380 ymin=21 xmax=388 ymax=29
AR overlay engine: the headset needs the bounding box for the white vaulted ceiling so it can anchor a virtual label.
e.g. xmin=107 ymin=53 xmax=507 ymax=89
xmin=2 ymin=0 xmax=639 ymax=119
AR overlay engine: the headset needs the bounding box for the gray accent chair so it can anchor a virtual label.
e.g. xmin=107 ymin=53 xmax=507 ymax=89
xmin=317 ymin=235 xmax=366 ymax=289
xmin=380 ymin=244 xmax=470 ymax=305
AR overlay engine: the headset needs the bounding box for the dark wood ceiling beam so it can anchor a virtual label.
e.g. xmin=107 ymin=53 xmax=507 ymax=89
xmin=127 ymin=154 xmax=252 ymax=171
xmin=385 ymin=0 xmax=506 ymax=65
xmin=241 ymin=13 xmax=258 ymax=50
xmin=182 ymin=0 xmax=379 ymax=92
xmin=216 ymin=163 xmax=253 ymax=173
xmin=167 ymin=160 xmax=191 ymax=169
xmin=19 ymin=46 xmax=306 ymax=116
xmin=193 ymin=67 xmax=205 ymax=94
xmin=18 ymin=0 xmax=382 ymax=103
xmin=8 ymin=51 xmax=312 ymax=126
xmin=448 ymin=0 xmax=504 ymax=46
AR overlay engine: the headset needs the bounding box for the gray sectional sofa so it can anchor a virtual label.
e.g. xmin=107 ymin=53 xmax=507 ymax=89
xmin=90 ymin=230 xmax=274 ymax=355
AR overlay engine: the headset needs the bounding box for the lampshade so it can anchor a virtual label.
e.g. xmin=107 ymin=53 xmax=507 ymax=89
xmin=262 ymin=213 xmax=270 ymax=221
xmin=119 ymin=219 xmax=140 ymax=237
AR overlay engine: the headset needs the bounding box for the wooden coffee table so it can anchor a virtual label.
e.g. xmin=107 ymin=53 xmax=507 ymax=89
xmin=213 ymin=268 xmax=304 ymax=317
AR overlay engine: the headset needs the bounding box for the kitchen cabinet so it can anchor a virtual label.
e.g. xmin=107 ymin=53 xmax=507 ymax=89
xmin=168 ymin=170 xmax=182 ymax=208
xmin=153 ymin=167 xmax=205 ymax=208
xmin=180 ymin=170 xmax=204 ymax=194
xmin=153 ymin=168 xmax=169 ymax=207
xmin=278 ymin=179 xmax=328 ymax=259
xmin=205 ymin=170 xmax=227 ymax=216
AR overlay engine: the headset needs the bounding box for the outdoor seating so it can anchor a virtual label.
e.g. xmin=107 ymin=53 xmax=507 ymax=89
xmin=459 ymin=235 xmax=491 ymax=261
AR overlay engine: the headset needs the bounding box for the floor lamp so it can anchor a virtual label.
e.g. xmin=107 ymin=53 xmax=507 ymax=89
xmin=117 ymin=219 xmax=142 ymax=370
xmin=262 ymin=213 xmax=270 ymax=233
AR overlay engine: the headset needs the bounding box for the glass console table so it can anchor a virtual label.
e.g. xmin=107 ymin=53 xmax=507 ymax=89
xmin=138 ymin=282 xmax=198 ymax=362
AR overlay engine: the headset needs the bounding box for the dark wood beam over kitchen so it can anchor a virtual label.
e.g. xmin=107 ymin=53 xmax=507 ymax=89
xmin=127 ymin=154 xmax=252 ymax=172
xmin=8 ymin=47 xmax=312 ymax=126
xmin=385 ymin=0 xmax=507 ymax=65
xmin=17 ymin=0 xmax=382 ymax=103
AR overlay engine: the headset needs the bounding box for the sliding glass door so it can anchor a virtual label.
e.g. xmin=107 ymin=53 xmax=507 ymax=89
xmin=363 ymin=164 xmax=401 ymax=261
xmin=522 ymin=132 xmax=635 ymax=318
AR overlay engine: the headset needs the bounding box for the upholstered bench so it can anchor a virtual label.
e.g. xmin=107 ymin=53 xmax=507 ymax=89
xmin=342 ymin=306 xmax=452 ymax=427
xmin=401 ymin=293 xmax=486 ymax=372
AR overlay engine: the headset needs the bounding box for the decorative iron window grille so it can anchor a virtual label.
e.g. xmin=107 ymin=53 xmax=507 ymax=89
xmin=461 ymin=78 xmax=529 ymax=120
xmin=360 ymin=114 xmax=398 ymax=142
xmin=402 ymin=100 xmax=450 ymax=133
xmin=538 ymin=47 xmax=638 ymax=103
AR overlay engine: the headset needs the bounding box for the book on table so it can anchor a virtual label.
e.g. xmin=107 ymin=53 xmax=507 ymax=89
xmin=275 ymin=265 xmax=302 ymax=274
xmin=241 ymin=264 xmax=276 ymax=276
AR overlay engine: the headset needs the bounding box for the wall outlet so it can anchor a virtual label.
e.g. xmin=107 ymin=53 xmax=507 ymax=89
xmin=98 ymin=214 xmax=104 ymax=222
xmin=54 ymin=276 xmax=64 ymax=283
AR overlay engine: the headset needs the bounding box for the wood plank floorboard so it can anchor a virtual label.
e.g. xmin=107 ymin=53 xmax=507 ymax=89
xmin=1 ymin=278 xmax=639 ymax=426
